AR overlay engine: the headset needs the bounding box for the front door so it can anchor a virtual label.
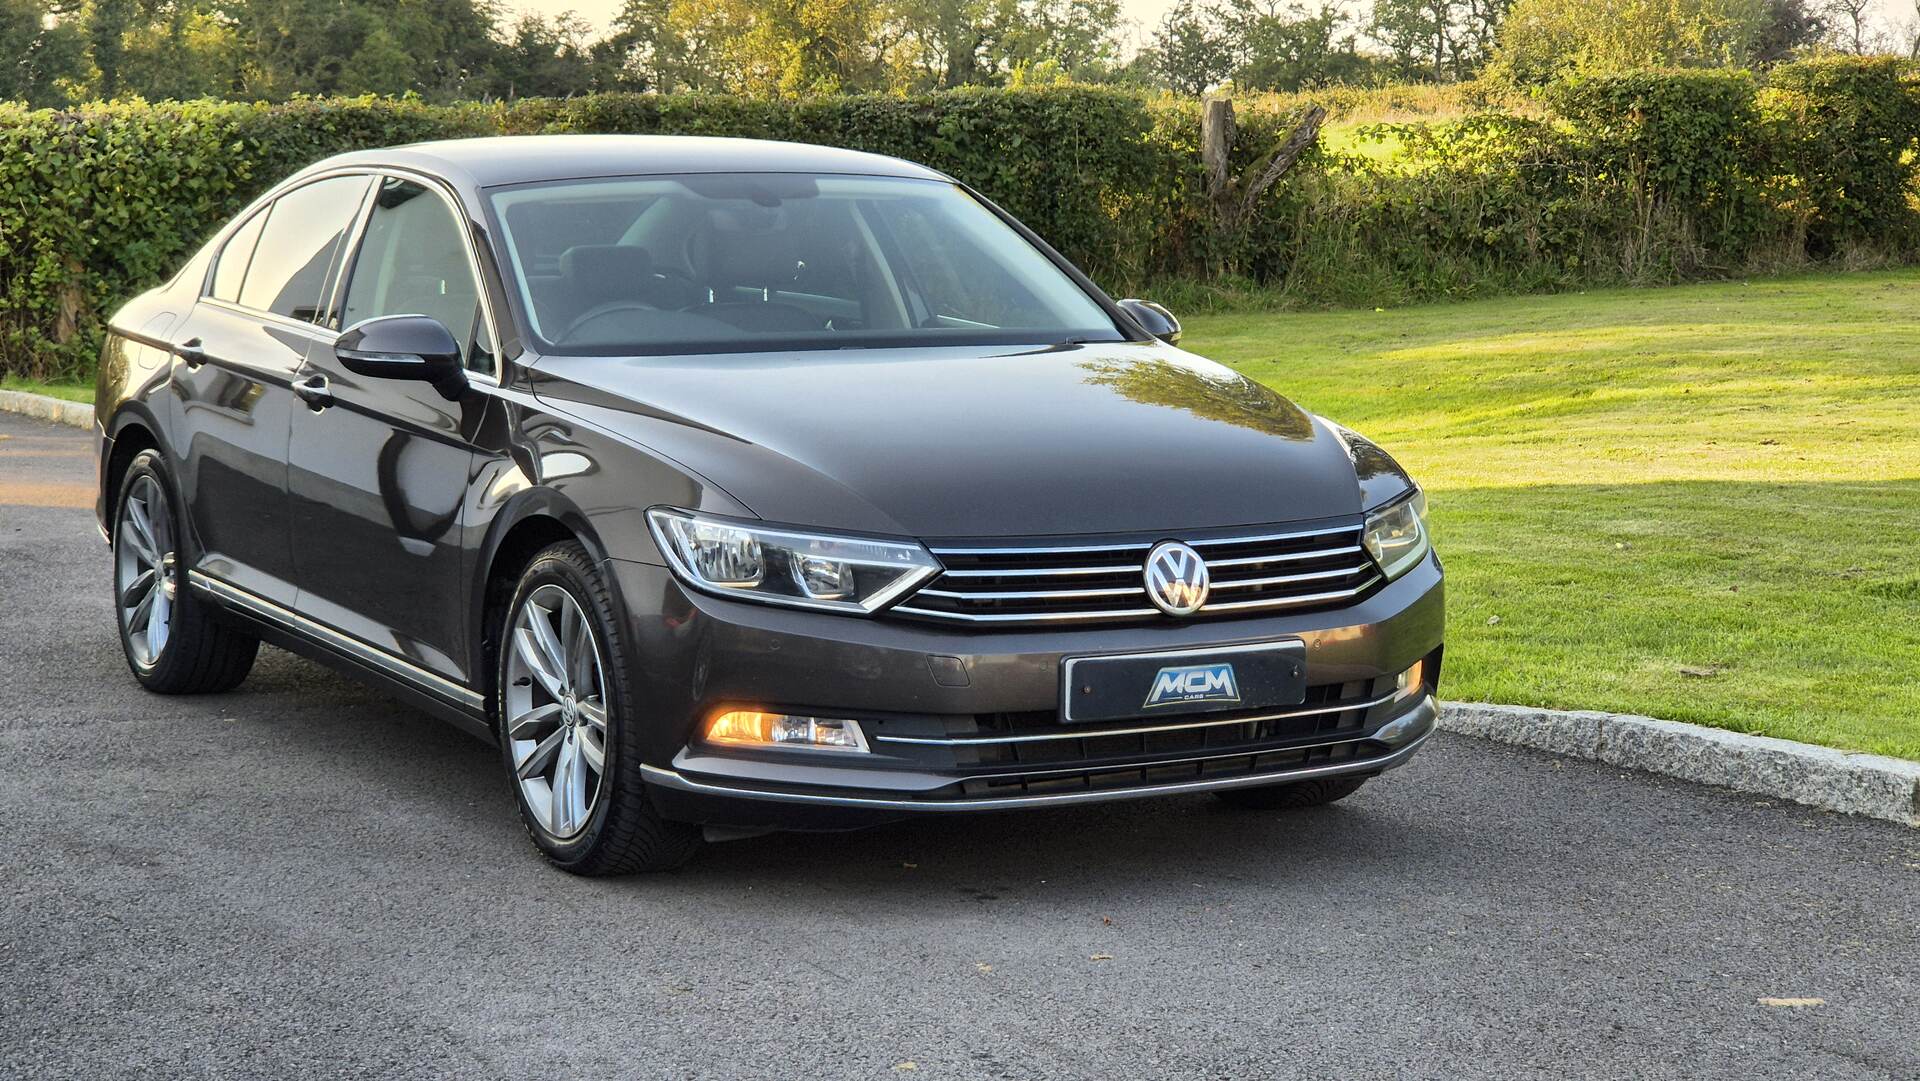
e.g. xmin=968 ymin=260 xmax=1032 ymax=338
xmin=287 ymin=176 xmax=495 ymax=687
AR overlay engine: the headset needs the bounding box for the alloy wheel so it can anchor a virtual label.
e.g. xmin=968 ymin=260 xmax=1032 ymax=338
xmin=115 ymin=474 xmax=175 ymax=670
xmin=504 ymin=583 xmax=609 ymax=840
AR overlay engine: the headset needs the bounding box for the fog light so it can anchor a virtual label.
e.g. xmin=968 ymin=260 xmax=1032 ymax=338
xmin=705 ymin=710 xmax=870 ymax=752
xmin=1394 ymin=658 xmax=1428 ymax=702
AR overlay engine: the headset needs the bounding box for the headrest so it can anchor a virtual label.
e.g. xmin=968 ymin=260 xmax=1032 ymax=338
xmin=558 ymin=244 xmax=652 ymax=286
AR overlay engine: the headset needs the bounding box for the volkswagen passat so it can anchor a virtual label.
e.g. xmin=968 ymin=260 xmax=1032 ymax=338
xmin=94 ymin=136 xmax=1443 ymax=874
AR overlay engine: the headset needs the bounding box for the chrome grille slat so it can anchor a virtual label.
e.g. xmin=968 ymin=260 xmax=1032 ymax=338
xmin=892 ymin=521 xmax=1386 ymax=627
xmin=1206 ymin=544 xmax=1364 ymax=568
xmin=917 ymin=585 xmax=1149 ymax=601
xmin=891 ymin=604 xmax=1163 ymax=623
xmin=1210 ymin=565 xmax=1369 ymax=590
xmin=940 ymin=564 xmax=1144 ymax=578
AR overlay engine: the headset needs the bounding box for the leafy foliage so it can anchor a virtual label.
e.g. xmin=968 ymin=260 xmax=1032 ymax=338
xmin=3 ymin=61 xmax=1919 ymax=381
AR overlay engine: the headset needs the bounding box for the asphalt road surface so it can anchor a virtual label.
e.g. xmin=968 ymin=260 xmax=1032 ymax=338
xmin=3 ymin=409 xmax=1917 ymax=1081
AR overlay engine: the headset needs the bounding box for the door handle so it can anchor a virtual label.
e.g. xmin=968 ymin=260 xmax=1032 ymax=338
xmin=292 ymin=373 xmax=333 ymax=410
xmin=175 ymin=338 xmax=207 ymax=368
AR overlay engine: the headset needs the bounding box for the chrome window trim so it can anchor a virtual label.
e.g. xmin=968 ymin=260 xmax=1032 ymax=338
xmin=200 ymin=168 xmax=378 ymax=326
xmin=197 ymin=297 xmax=344 ymax=342
xmin=187 ymin=570 xmax=483 ymax=711
xmin=195 ymin=164 xmax=507 ymax=385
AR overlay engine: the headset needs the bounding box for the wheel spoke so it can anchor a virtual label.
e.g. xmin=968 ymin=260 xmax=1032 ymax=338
xmin=576 ymin=699 xmax=606 ymax=731
xmin=560 ymin=606 xmax=591 ymax=691
xmin=146 ymin=593 xmax=170 ymax=657
xmin=126 ymin=585 xmax=157 ymax=636
xmin=506 ymin=701 xmax=562 ymax=740
xmin=555 ymin=733 xmax=587 ymax=834
xmin=126 ymin=494 xmax=158 ymax=557
xmin=578 ymin=726 xmax=605 ymax=774
xmin=512 ymin=626 xmax=566 ymax=699
xmin=515 ymin=725 xmax=567 ymax=781
xmin=121 ymin=568 xmax=156 ymax=609
xmin=524 ymin=602 xmax=570 ymax=695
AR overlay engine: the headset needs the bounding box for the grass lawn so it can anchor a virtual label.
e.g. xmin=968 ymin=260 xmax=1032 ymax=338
xmin=1186 ymin=269 xmax=1920 ymax=760
xmin=1 ymin=376 xmax=93 ymax=404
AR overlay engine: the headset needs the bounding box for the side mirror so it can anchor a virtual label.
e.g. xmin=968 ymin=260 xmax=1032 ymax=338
xmin=1118 ymin=299 xmax=1181 ymax=346
xmin=335 ymin=315 xmax=466 ymax=400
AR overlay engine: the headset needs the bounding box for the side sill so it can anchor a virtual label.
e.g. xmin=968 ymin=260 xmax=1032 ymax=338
xmin=186 ymin=570 xmax=492 ymax=742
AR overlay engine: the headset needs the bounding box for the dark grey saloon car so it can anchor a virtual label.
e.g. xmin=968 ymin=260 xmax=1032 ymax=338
xmin=93 ymin=135 xmax=1443 ymax=874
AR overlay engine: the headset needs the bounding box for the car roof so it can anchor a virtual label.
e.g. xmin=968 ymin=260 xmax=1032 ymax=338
xmin=310 ymin=134 xmax=953 ymax=189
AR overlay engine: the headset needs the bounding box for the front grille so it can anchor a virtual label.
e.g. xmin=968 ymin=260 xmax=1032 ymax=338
xmin=866 ymin=679 xmax=1395 ymax=799
xmin=889 ymin=522 xmax=1383 ymax=626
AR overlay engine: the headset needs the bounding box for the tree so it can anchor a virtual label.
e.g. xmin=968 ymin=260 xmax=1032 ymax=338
xmin=1368 ymin=0 xmax=1507 ymax=81
xmin=1821 ymin=0 xmax=1881 ymax=53
xmin=997 ymin=0 xmax=1121 ymax=76
xmin=1149 ymin=0 xmax=1231 ymax=95
xmin=116 ymin=3 xmax=248 ymax=101
xmin=1489 ymin=0 xmax=1776 ymax=85
xmin=481 ymin=12 xmax=605 ymax=99
xmin=1214 ymin=0 xmax=1368 ymax=90
xmin=1 ymin=0 xmax=85 ymax=104
xmin=81 ymin=0 xmax=137 ymax=98
xmin=1753 ymin=0 xmax=1825 ymax=62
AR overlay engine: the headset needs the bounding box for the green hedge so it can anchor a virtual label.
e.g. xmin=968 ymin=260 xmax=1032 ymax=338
xmin=4 ymin=63 xmax=1920 ymax=381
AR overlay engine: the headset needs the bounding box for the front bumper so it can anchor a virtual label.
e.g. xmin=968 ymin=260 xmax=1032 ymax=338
xmin=610 ymin=551 xmax=1444 ymax=831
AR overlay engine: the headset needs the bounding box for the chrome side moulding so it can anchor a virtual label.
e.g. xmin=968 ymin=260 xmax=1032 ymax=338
xmin=186 ymin=570 xmax=485 ymax=711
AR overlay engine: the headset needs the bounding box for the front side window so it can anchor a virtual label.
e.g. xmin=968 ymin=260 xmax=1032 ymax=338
xmin=237 ymin=175 xmax=372 ymax=323
xmin=341 ymin=178 xmax=490 ymax=372
xmin=488 ymin=173 xmax=1123 ymax=356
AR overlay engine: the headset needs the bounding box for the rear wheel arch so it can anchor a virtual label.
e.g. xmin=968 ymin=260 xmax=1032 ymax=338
xmin=103 ymin=417 xmax=162 ymax=523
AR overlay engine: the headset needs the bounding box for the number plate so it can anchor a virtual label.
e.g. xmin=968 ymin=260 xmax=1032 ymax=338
xmin=1060 ymin=641 xmax=1307 ymax=724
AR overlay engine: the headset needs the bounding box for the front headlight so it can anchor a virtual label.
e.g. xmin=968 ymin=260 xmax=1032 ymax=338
xmin=1364 ymin=489 xmax=1429 ymax=581
xmin=646 ymin=508 xmax=940 ymax=614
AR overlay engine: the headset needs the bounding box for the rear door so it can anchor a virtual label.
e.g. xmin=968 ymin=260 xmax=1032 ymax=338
xmin=167 ymin=173 xmax=374 ymax=604
xmin=286 ymin=174 xmax=497 ymax=687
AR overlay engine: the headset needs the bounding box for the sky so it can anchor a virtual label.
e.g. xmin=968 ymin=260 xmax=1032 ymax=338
xmin=503 ymin=0 xmax=1919 ymax=53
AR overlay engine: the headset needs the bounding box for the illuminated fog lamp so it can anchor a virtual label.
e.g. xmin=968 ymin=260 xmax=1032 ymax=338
xmin=1393 ymin=657 xmax=1429 ymax=702
xmin=705 ymin=710 xmax=870 ymax=752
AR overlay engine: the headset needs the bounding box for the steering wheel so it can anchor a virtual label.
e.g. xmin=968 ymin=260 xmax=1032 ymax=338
xmin=560 ymin=300 xmax=659 ymax=343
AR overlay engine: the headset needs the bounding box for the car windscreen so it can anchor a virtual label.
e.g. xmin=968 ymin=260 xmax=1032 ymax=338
xmin=487 ymin=173 xmax=1127 ymax=356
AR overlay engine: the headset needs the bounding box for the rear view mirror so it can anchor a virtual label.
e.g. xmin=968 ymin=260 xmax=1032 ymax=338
xmin=335 ymin=314 xmax=466 ymax=400
xmin=1118 ymin=299 xmax=1181 ymax=346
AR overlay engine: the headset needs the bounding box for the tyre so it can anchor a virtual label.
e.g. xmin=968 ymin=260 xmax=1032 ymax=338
xmin=1213 ymin=775 xmax=1369 ymax=811
xmin=495 ymin=541 xmax=702 ymax=875
xmin=112 ymin=450 xmax=258 ymax=693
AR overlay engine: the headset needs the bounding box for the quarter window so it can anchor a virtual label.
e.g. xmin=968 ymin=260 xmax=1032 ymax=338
xmin=341 ymin=178 xmax=490 ymax=373
xmin=237 ymin=175 xmax=372 ymax=323
xmin=210 ymin=210 xmax=267 ymax=304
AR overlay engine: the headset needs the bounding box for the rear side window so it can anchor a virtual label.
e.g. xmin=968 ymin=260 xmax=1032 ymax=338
xmin=237 ymin=175 xmax=372 ymax=323
xmin=210 ymin=210 xmax=268 ymax=303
